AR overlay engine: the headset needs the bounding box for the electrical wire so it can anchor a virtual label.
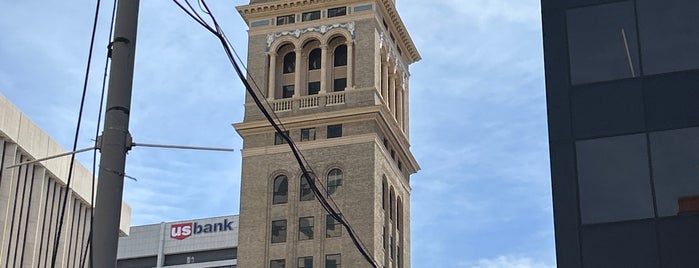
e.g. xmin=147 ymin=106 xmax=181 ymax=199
xmin=174 ymin=1 xmax=379 ymax=267
xmin=50 ymin=0 xmax=103 ymax=267
xmin=79 ymin=0 xmax=119 ymax=267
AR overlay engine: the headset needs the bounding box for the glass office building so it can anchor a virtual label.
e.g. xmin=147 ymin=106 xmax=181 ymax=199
xmin=541 ymin=0 xmax=699 ymax=267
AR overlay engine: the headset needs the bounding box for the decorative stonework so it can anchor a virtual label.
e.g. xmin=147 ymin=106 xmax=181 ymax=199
xmin=266 ymin=21 xmax=355 ymax=51
xmin=380 ymin=32 xmax=409 ymax=80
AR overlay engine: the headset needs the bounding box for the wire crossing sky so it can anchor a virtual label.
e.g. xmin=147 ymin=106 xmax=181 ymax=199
xmin=0 ymin=0 xmax=552 ymax=267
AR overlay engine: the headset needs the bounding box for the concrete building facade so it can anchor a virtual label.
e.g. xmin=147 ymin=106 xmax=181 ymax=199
xmin=542 ymin=0 xmax=699 ymax=267
xmin=234 ymin=0 xmax=420 ymax=267
xmin=117 ymin=215 xmax=238 ymax=268
xmin=0 ymin=93 xmax=131 ymax=268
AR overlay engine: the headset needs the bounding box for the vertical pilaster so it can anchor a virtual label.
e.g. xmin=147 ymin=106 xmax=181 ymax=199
xmin=346 ymin=41 xmax=354 ymax=88
xmin=320 ymin=45 xmax=328 ymax=94
xmin=294 ymin=48 xmax=302 ymax=97
xmin=381 ymin=63 xmax=389 ymax=102
xmin=389 ymin=72 xmax=396 ymax=113
xmin=268 ymin=52 xmax=277 ymax=100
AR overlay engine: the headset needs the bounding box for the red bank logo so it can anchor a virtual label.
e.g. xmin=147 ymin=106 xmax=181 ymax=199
xmin=170 ymin=222 xmax=193 ymax=240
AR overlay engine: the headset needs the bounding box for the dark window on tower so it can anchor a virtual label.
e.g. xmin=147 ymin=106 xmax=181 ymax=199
xmin=301 ymin=128 xmax=316 ymax=142
xmin=298 ymin=256 xmax=313 ymax=268
xmin=272 ymin=175 xmax=288 ymax=204
xmin=382 ymin=225 xmax=387 ymax=249
xmin=328 ymin=7 xmax=347 ymax=18
xmin=299 ymin=174 xmax=314 ymax=201
xmin=326 ymin=214 xmax=342 ymax=238
xmin=274 ymin=131 xmax=289 ymax=145
xmin=327 ymin=124 xmax=342 ymax=138
xmin=327 ymin=168 xmax=343 ymax=195
xmin=270 ymin=259 xmax=286 ymax=268
xmin=276 ymin=14 xmax=295 ymax=25
xmin=334 ymin=45 xmax=347 ymax=66
xmin=271 ymin=220 xmax=287 ymax=243
xmin=283 ymin=52 xmax=296 ymax=74
xmin=308 ymin=49 xmax=321 ymax=70
xmin=282 ymin=85 xmax=294 ymax=98
xmin=298 ymin=217 xmax=314 ymax=240
xmin=302 ymin=11 xmax=321 ymax=21
xmin=325 ymin=254 xmax=341 ymax=268
xmin=566 ymin=1 xmax=640 ymax=85
xmin=333 ymin=78 xmax=346 ymax=92
xmin=308 ymin=81 xmax=321 ymax=95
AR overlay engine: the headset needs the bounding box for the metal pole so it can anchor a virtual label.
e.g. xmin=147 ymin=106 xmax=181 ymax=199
xmin=93 ymin=0 xmax=139 ymax=267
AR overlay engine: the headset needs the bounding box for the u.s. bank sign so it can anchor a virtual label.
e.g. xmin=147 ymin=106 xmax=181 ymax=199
xmin=170 ymin=218 xmax=234 ymax=240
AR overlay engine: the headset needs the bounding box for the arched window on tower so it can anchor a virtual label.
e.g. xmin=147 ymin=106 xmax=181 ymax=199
xmin=283 ymin=52 xmax=296 ymax=74
xmin=382 ymin=177 xmax=388 ymax=211
xmin=389 ymin=187 xmax=395 ymax=221
xmin=308 ymin=48 xmax=321 ymax=70
xmin=273 ymin=175 xmax=288 ymax=204
xmin=334 ymin=45 xmax=347 ymax=67
xmin=300 ymin=174 xmax=314 ymax=201
xmin=327 ymin=169 xmax=343 ymax=196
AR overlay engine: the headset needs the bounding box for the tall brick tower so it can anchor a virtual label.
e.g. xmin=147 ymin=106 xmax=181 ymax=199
xmin=234 ymin=0 xmax=420 ymax=267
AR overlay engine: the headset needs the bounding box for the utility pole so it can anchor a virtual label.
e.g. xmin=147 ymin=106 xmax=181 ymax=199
xmin=93 ymin=0 xmax=139 ymax=267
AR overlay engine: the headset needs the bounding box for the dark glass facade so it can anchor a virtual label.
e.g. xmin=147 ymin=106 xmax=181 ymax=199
xmin=542 ymin=0 xmax=699 ymax=267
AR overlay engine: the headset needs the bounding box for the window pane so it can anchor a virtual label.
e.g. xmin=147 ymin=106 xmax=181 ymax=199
xmin=637 ymin=0 xmax=699 ymax=75
xmin=274 ymin=131 xmax=289 ymax=145
xmin=270 ymin=259 xmax=286 ymax=268
xmin=566 ymin=1 xmax=640 ymax=84
xmin=326 ymin=214 xmax=341 ymax=238
xmin=325 ymin=254 xmax=341 ymax=268
xmin=328 ymin=7 xmax=347 ymax=18
xmin=308 ymin=49 xmax=321 ymax=70
xmin=327 ymin=169 xmax=343 ymax=195
xmin=298 ymin=217 xmax=314 ymax=240
xmin=649 ymin=127 xmax=699 ymax=217
xmin=334 ymin=45 xmax=347 ymax=66
xmin=576 ymin=134 xmax=655 ymax=224
xmin=300 ymin=174 xmax=314 ymax=201
xmin=333 ymin=78 xmax=346 ymax=92
xmin=276 ymin=14 xmax=295 ymax=25
xmin=273 ymin=175 xmax=288 ymax=204
xmin=302 ymin=11 xmax=320 ymax=21
xmin=282 ymin=85 xmax=294 ymax=98
xmin=301 ymin=128 xmax=316 ymax=142
xmin=283 ymin=52 xmax=295 ymax=74
xmin=271 ymin=220 xmax=287 ymax=243
xmin=298 ymin=257 xmax=313 ymax=268
xmin=308 ymin=81 xmax=320 ymax=95
xmin=327 ymin=124 xmax=342 ymax=138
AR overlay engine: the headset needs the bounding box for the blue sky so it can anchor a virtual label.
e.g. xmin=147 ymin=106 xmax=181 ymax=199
xmin=0 ymin=0 xmax=553 ymax=267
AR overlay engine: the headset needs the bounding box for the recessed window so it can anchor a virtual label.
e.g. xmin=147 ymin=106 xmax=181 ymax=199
xmin=566 ymin=1 xmax=640 ymax=85
xmin=333 ymin=78 xmax=346 ymax=92
xmin=649 ymin=127 xmax=699 ymax=217
xmin=302 ymin=11 xmax=321 ymax=21
xmin=325 ymin=254 xmax=341 ymax=268
xmin=308 ymin=81 xmax=320 ymax=95
xmin=271 ymin=220 xmax=287 ymax=243
xmin=328 ymin=7 xmax=347 ymax=18
xmin=308 ymin=49 xmax=321 ymax=70
xmin=326 ymin=214 xmax=342 ymax=238
xmin=299 ymin=174 xmax=314 ymax=201
xmin=283 ymin=52 xmax=295 ymax=74
xmin=270 ymin=259 xmax=286 ymax=268
xmin=298 ymin=256 xmax=313 ymax=268
xmin=272 ymin=175 xmax=288 ymax=204
xmin=276 ymin=14 xmax=295 ymax=25
xmin=334 ymin=45 xmax=347 ymax=66
xmin=274 ymin=131 xmax=289 ymax=145
xmin=301 ymin=128 xmax=316 ymax=142
xmin=327 ymin=124 xmax=342 ymax=138
xmin=327 ymin=168 xmax=343 ymax=195
xmin=382 ymin=225 xmax=387 ymax=249
xmin=282 ymin=85 xmax=294 ymax=98
xmin=390 ymin=235 xmax=394 ymax=259
xmin=298 ymin=217 xmax=314 ymax=240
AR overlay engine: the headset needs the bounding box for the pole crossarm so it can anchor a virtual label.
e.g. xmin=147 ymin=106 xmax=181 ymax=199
xmin=132 ymin=142 xmax=234 ymax=152
xmin=4 ymin=146 xmax=96 ymax=169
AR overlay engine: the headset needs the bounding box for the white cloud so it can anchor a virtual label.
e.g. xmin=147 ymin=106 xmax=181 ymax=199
xmin=466 ymin=255 xmax=555 ymax=268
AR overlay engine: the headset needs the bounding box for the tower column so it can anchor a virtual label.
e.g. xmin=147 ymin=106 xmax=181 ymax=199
xmin=294 ymin=48 xmax=302 ymax=97
xmin=389 ymin=72 xmax=396 ymax=114
xmin=320 ymin=45 xmax=328 ymax=94
xmin=268 ymin=52 xmax=277 ymax=100
xmin=346 ymin=40 xmax=354 ymax=88
xmin=396 ymin=85 xmax=403 ymax=128
xmin=381 ymin=62 xmax=389 ymax=103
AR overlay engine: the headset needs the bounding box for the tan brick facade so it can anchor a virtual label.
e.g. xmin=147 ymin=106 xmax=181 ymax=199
xmin=234 ymin=1 xmax=419 ymax=267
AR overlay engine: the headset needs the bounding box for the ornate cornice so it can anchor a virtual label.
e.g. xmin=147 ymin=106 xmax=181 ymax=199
xmin=376 ymin=0 xmax=420 ymax=64
xmin=266 ymin=21 xmax=355 ymax=51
